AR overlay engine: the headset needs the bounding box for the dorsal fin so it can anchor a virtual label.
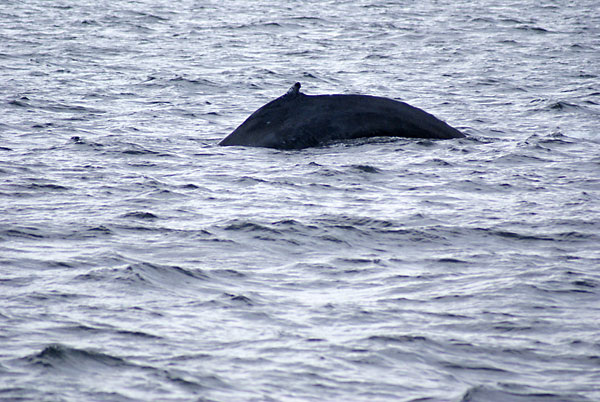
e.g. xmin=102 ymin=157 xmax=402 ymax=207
xmin=285 ymin=82 xmax=301 ymax=98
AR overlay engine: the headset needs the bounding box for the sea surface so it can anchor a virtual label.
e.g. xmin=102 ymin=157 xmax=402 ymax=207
xmin=1 ymin=0 xmax=599 ymax=401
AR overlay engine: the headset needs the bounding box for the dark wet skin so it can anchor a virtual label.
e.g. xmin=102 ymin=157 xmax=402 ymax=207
xmin=219 ymin=82 xmax=465 ymax=150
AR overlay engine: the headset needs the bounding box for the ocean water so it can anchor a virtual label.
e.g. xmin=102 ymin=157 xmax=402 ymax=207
xmin=1 ymin=0 xmax=600 ymax=401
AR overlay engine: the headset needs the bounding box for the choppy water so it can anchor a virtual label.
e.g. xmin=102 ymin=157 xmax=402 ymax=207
xmin=1 ymin=0 xmax=600 ymax=401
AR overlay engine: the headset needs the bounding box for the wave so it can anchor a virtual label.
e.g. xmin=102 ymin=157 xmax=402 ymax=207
xmin=460 ymin=384 xmax=591 ymax=402
xmin=27 ymin=344 xmax=127 ymax=370
xmin=21 ymin=344 xmax=227 ymax=395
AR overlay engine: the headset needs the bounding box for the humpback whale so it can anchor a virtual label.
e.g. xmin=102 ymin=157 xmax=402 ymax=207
xmin=219 ymin=83 xmax=464 ymax=150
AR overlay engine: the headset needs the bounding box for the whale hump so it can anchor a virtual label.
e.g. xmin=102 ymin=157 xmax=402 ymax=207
xmin=219 ymin=83 xmax=465 ymax=149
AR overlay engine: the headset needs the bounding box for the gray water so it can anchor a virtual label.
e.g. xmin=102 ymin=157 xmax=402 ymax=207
xmin=1 ymin=0 xmax=600 ymax=401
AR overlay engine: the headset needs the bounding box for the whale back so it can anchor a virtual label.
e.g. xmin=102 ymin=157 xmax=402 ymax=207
xmin=219 ymin=83 xmax=464 ymax=149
